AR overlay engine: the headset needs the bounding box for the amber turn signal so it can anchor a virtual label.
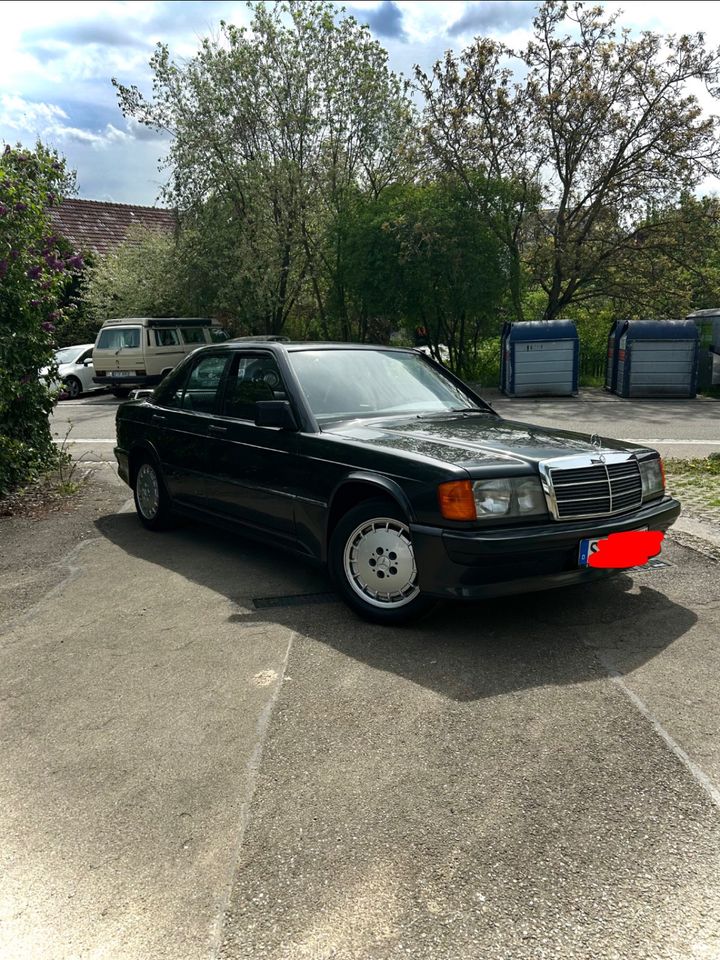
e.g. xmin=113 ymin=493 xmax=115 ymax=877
xmin=438 ymin=480 xmax=477 ymax=521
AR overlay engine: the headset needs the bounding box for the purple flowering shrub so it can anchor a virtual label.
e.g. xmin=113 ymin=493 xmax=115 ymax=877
xmin=0 ymin=143 xmax=81 ymax=495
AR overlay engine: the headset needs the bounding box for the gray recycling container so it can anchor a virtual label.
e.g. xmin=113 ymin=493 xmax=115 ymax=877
xmin=616 ymin=320 xmax=699 ymax=398
xmin=686 ymin=309 xmax=720 ymax=389
xmin=500 ymin=320 xmax=579 ymax=396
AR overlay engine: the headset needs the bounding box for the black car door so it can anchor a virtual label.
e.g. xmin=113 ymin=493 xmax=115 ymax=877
xmin=204 ymin=351 xmax=299 ymax=542
xmin=149 ymin=351 xmax=232 ymax=508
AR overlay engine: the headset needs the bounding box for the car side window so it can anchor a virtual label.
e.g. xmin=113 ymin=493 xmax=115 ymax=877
xmin=180 ymin=354 xmax=230 ymax=414
xmin=155 ymin=328 xmax=180 ymax=347
xmin=78 ymin=349 xmax=93 ymax=364
xmin=180 ymin=327 xmax=206 ymax=344
xmin=222 ymin=354 xmax=288 ymax=421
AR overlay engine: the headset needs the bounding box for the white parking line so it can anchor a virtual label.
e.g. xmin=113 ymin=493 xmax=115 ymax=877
xmin=593 ymin=652 xmax=720 ymax=810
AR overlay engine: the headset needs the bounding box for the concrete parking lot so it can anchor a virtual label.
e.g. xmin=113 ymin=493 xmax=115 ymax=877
xmin=1 ymin=391 xmax=719 ymax=958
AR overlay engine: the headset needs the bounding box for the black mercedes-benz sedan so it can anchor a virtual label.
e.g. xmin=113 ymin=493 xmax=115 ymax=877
xmin=114 ymin=340 xmax=680 ymax=623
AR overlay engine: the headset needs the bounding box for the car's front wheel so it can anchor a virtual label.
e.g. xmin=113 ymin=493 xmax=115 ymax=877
xmin=329 ymin=498 xmax=436 ymax=624
xmin=133 ymin=456 xmax=172 ymax=530
xmin=63 ymin=376 xmax=81 ymax=399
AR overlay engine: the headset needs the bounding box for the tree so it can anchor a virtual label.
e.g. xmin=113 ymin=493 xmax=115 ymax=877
xmin=84 ymin=226 xmax=186 ymax=325
xmin=113 ymin=0 xmax=416 ymax=335
xmin=416 ymin=42 xmax=542 ymax=320
xmin=0 ymin=144 xmax=80 ymax=495
xmin=419 ymin=1 xmax=720 ymax=321
xmin=341 ymin=179 xmax=510 ymax=375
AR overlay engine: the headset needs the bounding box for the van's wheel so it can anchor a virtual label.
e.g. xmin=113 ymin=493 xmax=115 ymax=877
xmin=133 ymin=456 xmax=172 ymax=530
xmin=328 ymin=498 xmax=436 ymax=624
xmin=63 ymin=376 xmax=81 ymax=399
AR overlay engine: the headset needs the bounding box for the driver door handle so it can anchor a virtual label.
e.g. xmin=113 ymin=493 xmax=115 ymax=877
xmin=152 ymin=414 xmax=166 ymax=424
xmin=208 ymin=424 xmax=228 ymax=434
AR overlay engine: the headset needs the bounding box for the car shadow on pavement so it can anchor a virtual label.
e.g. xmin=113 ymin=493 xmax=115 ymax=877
xmin=96 ymin=512 xmax=698 ymax=703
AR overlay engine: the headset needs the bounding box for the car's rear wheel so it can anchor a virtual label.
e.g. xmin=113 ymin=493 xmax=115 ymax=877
xmin=329 ymin=498 xmax=436 ymax=624
xmin=133 ymin=457 xmax=172 ymax=530
xmin=63 ymin=376 xmax=81 ymax=399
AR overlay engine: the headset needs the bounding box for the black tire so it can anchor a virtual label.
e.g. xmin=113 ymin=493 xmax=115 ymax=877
xmin=133 ymin=456 xmax=173 ymax=531
xmin=63 ymin=376 xmax=81 ymax=400
xmin=328 ymin=497 xmax=436 ymax=625
xmin=112 ymin=388 xmax=131 ymax=399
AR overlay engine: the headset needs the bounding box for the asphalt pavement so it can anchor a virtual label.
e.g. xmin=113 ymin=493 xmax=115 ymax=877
xmin=0 ymin=390 xmax=717 ymax=958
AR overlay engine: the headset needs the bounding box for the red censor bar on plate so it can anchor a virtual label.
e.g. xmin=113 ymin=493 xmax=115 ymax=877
xmin=588 ymin=530 xmax=665 ymax=569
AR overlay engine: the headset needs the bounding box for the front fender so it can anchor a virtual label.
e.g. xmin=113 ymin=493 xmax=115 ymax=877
xmin=329 ymin=471 xmax=416 ymax=522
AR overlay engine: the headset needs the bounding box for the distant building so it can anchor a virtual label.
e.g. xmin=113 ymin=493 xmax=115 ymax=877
xmin=49 ymin=198 xmax=176 ymax=257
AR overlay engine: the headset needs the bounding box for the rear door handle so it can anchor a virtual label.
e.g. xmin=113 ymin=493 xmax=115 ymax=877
xmin=208 ymin=424 xmax=227 ymax=434
xmin=151 ymin=414 xmax=166 ymax=424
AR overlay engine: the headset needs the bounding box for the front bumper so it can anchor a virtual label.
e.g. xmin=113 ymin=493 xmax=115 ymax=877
xmin=411 ymin=496 xmax=681 ymax=600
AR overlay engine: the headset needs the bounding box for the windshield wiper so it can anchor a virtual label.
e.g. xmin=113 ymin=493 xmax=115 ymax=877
xmin=416 ymin=407 xmax=493 ymax=419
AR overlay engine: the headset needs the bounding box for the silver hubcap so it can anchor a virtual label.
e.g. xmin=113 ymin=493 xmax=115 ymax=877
xmin=343 ymin=517 xmax=419 ymax=609
xmin=136 ymin=463 xmax=160 ymax=520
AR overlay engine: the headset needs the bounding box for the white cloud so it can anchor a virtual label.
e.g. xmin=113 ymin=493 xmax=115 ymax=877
xmin=0 ymin=93 xmax=132 ymax=149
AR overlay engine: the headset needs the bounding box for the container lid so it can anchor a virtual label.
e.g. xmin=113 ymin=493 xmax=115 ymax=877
xmin=506 ymin=319 xmax=578 ymax=342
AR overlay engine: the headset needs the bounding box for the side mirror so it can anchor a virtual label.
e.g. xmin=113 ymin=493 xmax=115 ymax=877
xmin=83 ymin=358 xmax=93 ymax=366
xmin=129 ymin=388 xmax=155 ymax=400
xmin=254 ymin=400 xmax=298 ymax=431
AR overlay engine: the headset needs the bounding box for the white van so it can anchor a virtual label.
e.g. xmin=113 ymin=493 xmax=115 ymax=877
xmin=92 ymin=317 xmax=227 ymax=397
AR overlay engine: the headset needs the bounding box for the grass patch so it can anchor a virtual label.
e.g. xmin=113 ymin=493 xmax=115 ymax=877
xmin=664 ymin=456 xmax=720 ymax=477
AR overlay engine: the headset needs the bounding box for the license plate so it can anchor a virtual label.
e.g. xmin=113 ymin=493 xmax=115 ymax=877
xmin=578 ymin=528 xmax=648 ymax=566
xmin=111 ymin=370 xmax=134 ymax=378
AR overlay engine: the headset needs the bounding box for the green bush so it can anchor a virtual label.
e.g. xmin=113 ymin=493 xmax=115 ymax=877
xmin=0 ymin=143 xmax=80 ymax=496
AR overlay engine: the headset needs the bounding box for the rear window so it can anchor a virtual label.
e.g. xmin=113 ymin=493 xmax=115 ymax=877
xmin=96 ymin=327 xmax=141 ymax=350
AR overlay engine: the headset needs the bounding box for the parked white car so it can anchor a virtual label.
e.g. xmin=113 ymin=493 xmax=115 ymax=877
xmin=41 ymin=344 xmax=103 ymax=399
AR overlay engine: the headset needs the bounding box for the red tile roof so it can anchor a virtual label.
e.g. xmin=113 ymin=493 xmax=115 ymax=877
xmin=49 ymin=198 xmax=176 ymax=256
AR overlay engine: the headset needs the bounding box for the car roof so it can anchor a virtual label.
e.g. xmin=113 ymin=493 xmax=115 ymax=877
xmin=211 ymin=340 xmax=418 ymax=354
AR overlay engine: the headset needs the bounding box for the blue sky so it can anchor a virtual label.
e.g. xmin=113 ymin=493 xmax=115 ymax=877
xmin=2 ymin=1 xmax=719 ymax=205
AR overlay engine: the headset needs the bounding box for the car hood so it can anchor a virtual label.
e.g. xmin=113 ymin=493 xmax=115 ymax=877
xmin=323 ymin=413 xmax=651 ymax=470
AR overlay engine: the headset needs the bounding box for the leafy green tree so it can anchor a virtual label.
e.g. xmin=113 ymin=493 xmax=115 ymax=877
xmin=84 ymin=226 xmax=186 ymax=325
xmin=341 ymin=180 xmax=510 ymax=375
xmin=113 ymin=0 xmax=415 ymax=334
xmin=0 ymin=144 xmax=79 ymax=495
xmin=419 ymin=0 xmax=720 ymax=321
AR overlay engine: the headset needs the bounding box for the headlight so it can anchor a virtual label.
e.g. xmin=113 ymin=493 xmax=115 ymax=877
xmin=473 ymin=476 xmax=547 ymax=518
xmin=473 ymin=478 xmax=512 ymax=515
xmin=639 ymin=457 xmax=664 ymax=501
xmin=438 ymin=476 xmax=548 ymax=520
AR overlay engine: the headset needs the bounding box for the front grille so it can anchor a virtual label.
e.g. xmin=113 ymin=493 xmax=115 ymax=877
xmin=548 ymin=458 xmax=642 ymax=520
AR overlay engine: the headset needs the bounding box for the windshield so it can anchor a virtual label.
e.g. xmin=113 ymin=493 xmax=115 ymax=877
xmin=289 ymin=349 xmax=482 ymax=422
xmin=96 ymin=327 xmax=141 ymax=350
xmin=55 ymin=347 xmax=82 ymax=365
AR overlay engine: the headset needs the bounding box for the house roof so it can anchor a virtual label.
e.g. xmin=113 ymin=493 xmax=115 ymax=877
xmin=49 ymin=198 xmax=176 ymax=257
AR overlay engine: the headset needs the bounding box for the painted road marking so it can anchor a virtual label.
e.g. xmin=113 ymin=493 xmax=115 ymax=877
xmin=592 ymin=651 xmax=720 ymax=811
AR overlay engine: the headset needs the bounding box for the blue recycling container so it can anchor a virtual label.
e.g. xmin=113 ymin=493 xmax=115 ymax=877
xmin=500 ymin=320 xmax=579 ymax=396
xmin=615 ymin=320 xmax=699 ymax=398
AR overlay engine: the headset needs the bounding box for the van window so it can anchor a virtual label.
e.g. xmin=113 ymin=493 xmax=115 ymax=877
xmin=180 ymin=327 xmax=206 ymax=344
xmin=96 ymin=327 xmax=141 ymax=350
xmin=154 ymin=328 xmax=180 ymax=347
